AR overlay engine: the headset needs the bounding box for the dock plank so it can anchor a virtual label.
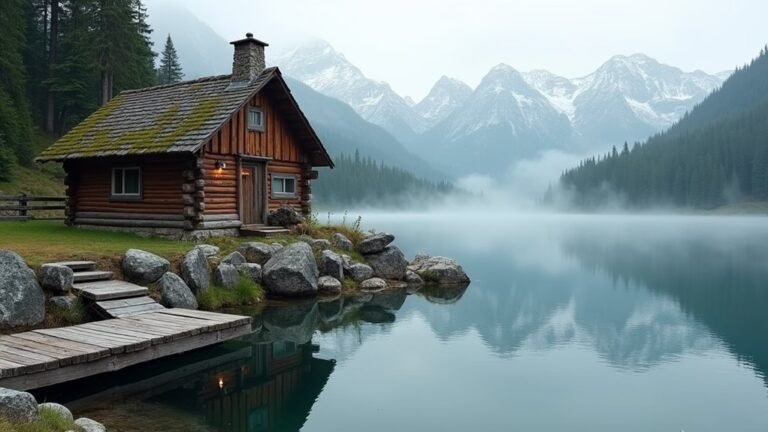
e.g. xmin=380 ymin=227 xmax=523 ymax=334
xmin=107 ymin=302 xmax=167 ymax=318
xmin=0 ymin=309 xmax=252 ymax=391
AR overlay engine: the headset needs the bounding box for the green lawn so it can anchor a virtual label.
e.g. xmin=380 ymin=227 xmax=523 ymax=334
xmin=0 ymin=220 xmax=363 ymax=268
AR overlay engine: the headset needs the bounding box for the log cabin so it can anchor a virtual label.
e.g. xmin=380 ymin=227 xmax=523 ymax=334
xmin=36 ymin=33 xmax=333 ymax=239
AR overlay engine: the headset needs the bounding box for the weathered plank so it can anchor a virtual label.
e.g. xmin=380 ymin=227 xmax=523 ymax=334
xmin=108 ymin=302 xmax=167 ymax=318
xmin=47 ymin=261 xmax=96 ymax=271
xmin=72 ymin=270 xmax=113 ymax=283
xmin=72 ymin=280 xmax=147 ymax=300
xmin=11 ymin=332 xmax=109 ymax=361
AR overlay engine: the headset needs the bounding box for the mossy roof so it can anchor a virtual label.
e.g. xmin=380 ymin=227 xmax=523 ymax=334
xmin=37 ymin=68 xmax=327 ymax=162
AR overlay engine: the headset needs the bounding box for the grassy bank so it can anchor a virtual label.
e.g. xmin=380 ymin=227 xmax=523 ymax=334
xmin=0 ymin=406 xmax=77 ymax=432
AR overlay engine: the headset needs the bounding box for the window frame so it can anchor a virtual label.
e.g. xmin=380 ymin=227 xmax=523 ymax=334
xmin=248 ymin=107 xmax=265 ymax=132
xmin=110 ymin=166 xmax=143 ymax=201
xmin=271 ymin=174 xmax=297 ymax=199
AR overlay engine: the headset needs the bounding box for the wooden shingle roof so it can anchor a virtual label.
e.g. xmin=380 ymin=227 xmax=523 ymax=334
xmin=37 ymin=68 xmax=333 ymax=167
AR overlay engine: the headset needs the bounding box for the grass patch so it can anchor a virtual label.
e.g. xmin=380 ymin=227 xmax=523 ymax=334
xmin=45 ymin=298 xmax=87 ymax=327
xmin=197 ymin=276 xmax=264 ymax=310
xmin=341 ymin=278 xmax=360 ymax=295
xmin=0 ymin=406 xmax=78 ymax=432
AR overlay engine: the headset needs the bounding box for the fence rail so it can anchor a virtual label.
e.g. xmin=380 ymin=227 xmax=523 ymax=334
xmin=0 ymin=194 xmax=66 ymax=221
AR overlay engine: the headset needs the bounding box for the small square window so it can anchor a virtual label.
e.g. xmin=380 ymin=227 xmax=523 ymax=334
xmin=248 ymin=108 xmax=264 ymax=131
xmin=111 ymin=167 xmax=141 ymax=199
xmin=272 ymin=175 xmax=296 ymax=198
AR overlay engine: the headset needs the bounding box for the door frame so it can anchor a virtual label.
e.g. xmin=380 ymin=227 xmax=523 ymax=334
xmin=237 ymin=155 xmax=270 ymax=224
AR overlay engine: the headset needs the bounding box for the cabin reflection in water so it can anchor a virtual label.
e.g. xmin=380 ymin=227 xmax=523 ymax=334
xmin=199 ymin=341 xmax=334 ymax=432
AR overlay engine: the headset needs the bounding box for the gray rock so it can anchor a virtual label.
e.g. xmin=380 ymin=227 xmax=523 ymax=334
xmin=262 ymin=242 xmax=318 ymax=296
xmin=0 ymin=251 xmax=45 ymax=329
xmin=360 ymin=277 xmax=388 ymax=292
xmin=341 ymin=254 xmax=353 ymax=271
xmin=267 ymin=206 xmax=304 ymax=226
xmin=213 ymin=263 xmax=240 ymax=289
xmin=347 ymin=263 xmax=374 ymax=282
xmin=74 ymin=417 xmax=107 ymax=432
xmin=49 ymin=295 xmax=78 ymax=311
xmin=40 ymin=264 xmax=73 ymax=293
xmin=310 ymin=239 xmax=332 ymax=251
xmin=0 ymin=387 xmax=39 ymax=423
xmin=180 ymin=248 xmax=210 ymax=294
xmin=357 ymin=232 xmax=395 ymax=255
xmin=194 ymin=244 xmax=220 ymax=258
xmin=271 ymin=243 xmax=284 ymax=252
xmin=365 ymin=245 xmax=408 ymax=280
xmin=221 ymin=251 xmax=247 ymax=266
xmin=239 ymin=242 xmax=277 ymax=265
xmin=237 ymin=263 xmax=262 ymax=284
xmin=122 ymin=249 xmax=169 ymax=285
xmin=298 ymin=234 xmax=314 ymax=244
xmin=405 ymin=270 xmax=425 ymax=288
xmin=331 ymin=233 xmax=354 ymax=251
xmin=39 ymin=402 xmax=73 ymax=422
xmin=408 ymin=255 xmax=470 ymax=285
xmin=318 ymin=276 xmax=342 ymax=293
xmin=320 ymin=250 xmax=344 ymax=279
xmin=158 ymin=272 xmax=197 ymax=309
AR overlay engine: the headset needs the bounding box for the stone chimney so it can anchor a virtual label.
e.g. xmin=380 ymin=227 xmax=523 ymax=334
xmin=230 ymin=33 xmax=269 ymax=83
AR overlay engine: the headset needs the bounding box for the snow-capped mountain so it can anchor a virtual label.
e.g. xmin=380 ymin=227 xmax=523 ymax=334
xmin=414 ymin=76 xmax=473 ymax=128
xmin=271 ymin=40 xmax=427 ymax=142
xmin=420 ymin=64 xmax=573 ymax=173
xmin=525 ymin=54 xmax=723 ymax=145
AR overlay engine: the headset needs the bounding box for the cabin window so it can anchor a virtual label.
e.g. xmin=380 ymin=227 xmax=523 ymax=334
xmin=111 ymin=167 xmax=142 ymax=199
xmin=248 ymin=108 xmax=264 ymax=132
xmin=271 ymin=174 xmax=296 ymax=198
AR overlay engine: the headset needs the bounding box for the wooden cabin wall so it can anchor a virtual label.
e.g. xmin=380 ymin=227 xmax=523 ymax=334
xmin=66 ymin=156 xmax=188 ymax=228
xmin=202 ymin=91 xmax=311 ymax=220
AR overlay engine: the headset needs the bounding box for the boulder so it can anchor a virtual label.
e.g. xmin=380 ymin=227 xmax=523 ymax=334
xmin=48 ymin=295 xmax=79 ymax=311
xmin=74 ymin=417 xmax=107 ymax=432
xmin=271 ymin=243 xmax=284 ymax=252
xmin=298 ymin=235 xmax=313 ymax=244
xmin=0 ymin=251 xmax=45 ymax=329
xmin=405 ymin=270 xmax=425 ymax=288
xmin=331 ymin=233 xmax=354 ymax=251
xmin=262 ymin=242 xmax=318 ymax=296
xmin=347 ymin=263 xmax=374 ymax=282
xmin=38 ymin=402 xmax=73 ymax=422
xmin=195 ymin=244 xmax=220 ymax=258
xmin=213 ymin=263 xmax=240 ymax=289
xmin=310 ymin=239 xmax=332 ymax=251
xmin=221 ymin=251 xmax=247 ymax=266
xmin=357 ymin=233 xmax=395 ymax=255
xmin=408 ymin=255 xmax=470 ymax=285
xmin=122 ymin=249 xmax=169 ymax=285
xmin=267 ymin=206 xmax=304 ymax=226
xmin=365 ymin=246 xmax=408 ymax=280
xmin=360 ymin=277 xmax=388 ymax=292
xmin=341 ymin=254 xmax=353 ymax=271
xmin=320 ymin=250 xmax=344 ymax=279
xmin=0 ymin=387 xmax=39 ymax=423
xmin=318 ymin=276 xmax=342 ymax=293
xmin=158 ymin=272 xmax=197 ymax=309
xmin=237 ymin=263 xmax=262 ymax=284
xmin=180 ymin=248 xmax=210 ymax=294
xmin=239 ymin=242 xmax=277 ymax=265
xmin=39 ymin=264 xmax=73 ymax=293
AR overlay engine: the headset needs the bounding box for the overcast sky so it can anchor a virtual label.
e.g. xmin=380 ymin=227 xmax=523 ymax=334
xmin=159 ymin=0 xmax=767 ymax=100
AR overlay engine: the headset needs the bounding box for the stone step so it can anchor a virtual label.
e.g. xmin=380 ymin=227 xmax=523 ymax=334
xmin=46 ymin=261 xmax=97 ymax=271
xmin=72 ymin=270 xmax=113 ymax=283
xmin=72 ymin=280 xmax=148 ymax=301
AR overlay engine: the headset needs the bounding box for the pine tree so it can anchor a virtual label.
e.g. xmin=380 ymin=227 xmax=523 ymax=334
xmin=156 ymin=34 xmax=183 ymax=84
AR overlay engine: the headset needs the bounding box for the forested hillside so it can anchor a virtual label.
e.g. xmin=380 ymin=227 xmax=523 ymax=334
xmin=560 ymin=47 xmax=768 ymax=209
xmin=0 ymin=0 xmax=156 ymax=182
xmin=313 ymin=152 xmax=456 ymax=208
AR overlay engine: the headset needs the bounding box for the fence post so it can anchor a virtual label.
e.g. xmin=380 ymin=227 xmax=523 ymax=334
xmin=19 ymin=193 xmax=28 ymax=221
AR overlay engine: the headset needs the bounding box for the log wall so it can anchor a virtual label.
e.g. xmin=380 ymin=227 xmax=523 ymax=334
xmin=202 ymin=91 xmax=313 ymax=219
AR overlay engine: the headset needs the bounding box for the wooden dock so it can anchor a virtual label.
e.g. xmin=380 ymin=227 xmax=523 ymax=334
xmin=0 ymin=309 xmax=252 ymax=391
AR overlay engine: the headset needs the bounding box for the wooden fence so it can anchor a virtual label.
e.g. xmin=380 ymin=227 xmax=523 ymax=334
xmin=0 ymin=194 xmax=66 ymax=221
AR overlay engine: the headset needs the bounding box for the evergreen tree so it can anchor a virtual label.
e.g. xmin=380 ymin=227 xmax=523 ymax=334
xmin=156 ymin=34 xmax=183 ymax=84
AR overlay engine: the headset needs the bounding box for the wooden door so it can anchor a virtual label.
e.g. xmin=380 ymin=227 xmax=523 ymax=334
xmin=240 ymin=163 xmax=264 ymax=224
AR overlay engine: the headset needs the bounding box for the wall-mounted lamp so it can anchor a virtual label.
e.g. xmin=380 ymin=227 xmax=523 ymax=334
xmin=215 ymin=160 xmax=226 ymax=172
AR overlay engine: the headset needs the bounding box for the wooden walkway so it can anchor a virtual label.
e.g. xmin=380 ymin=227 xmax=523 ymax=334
xmin=0 ymin=309 xmax=252 ymax=391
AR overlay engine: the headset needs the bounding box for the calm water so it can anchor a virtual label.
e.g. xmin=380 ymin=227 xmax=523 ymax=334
xmin=35 ymin=213 xmax=768 ymax=431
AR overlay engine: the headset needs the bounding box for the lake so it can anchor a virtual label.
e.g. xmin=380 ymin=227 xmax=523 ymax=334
xmin=34 ymin=213 xmax=768 ymax=431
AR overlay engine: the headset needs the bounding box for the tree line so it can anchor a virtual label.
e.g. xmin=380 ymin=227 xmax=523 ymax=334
xmin=0 ymin=0 xmax=184 ymax=181
xmin=314 ymin=150 xmax=458 ymax=208
xmin=560 ymin=46 xmax=768 ymax=209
